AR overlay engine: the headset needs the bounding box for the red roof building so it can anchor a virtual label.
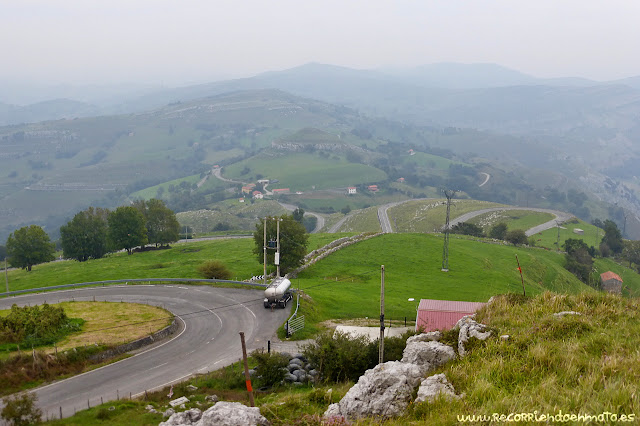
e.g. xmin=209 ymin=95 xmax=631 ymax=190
xmin=600 ymin=271 xmax=623 ymax=295
xmin=272 ymin=188 xmax=290 ymax=194
xmin=415 ymin=299 xmax=486 ymax=332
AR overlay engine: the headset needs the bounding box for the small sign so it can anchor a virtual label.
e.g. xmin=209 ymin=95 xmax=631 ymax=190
xmin=275 ymin=253 xmax=280 ymax=265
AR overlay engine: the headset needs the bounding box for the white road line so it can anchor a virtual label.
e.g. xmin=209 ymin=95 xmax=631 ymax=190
xmin=148 ymin=362 xmax=168 ymax=371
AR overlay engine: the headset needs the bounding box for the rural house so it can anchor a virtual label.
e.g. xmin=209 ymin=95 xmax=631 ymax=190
xmin=367 ymin=185 xmax=379 ymax=192
xmin=272 ymin=188 xmax=290 ymax=195
xmin=252 ymin=191 xmax=263 ymax=199
xmin=600 ymin=271 xmax=623 ymax=295
xmin=347 ymin=187 xmax=357 ymax=194
xmin=415 ymin=299 xmax=486 ymax=332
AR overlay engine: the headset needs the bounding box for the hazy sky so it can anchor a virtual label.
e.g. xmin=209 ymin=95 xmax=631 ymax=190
xmin=2 ymin=0 xmax=639 ymax=85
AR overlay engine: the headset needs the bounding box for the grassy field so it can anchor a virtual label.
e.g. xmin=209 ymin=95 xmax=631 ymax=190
xmin=2 ymin=234 xmax=351 ymax=293
xmin=290 ymin=233 xmax=599 ymax=337
xmin=534 ymin=218 xmax=603 ymax=250
xmin=468 ymin=209 xmax=554 ymax=232
xmin=223 ymin=152 xmax=388 ymax=191
xmin=388 ymin=199 xmax=505 ymax=233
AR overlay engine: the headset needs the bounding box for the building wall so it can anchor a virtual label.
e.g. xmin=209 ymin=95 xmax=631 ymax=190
xmin=601 ymin=278 xmax=622 ymax=294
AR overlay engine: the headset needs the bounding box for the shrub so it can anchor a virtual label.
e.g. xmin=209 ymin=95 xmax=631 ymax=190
xmin=1 ymin=393 xmax=42 ymax=426
xmin=489 ymin=222 xmax=508 ymax=240
xmin=302 ymin=331 xmax=372 ymax=382
xmin=505 ymin=229 xmax=528 ymax=245
xmin=197 ymin=260 xmax=232 ymax=280
xmin=251 ymin=349 xmax=289 ymax=388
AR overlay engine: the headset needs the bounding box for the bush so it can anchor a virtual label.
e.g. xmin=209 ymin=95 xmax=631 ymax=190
xmin=251 ymin=349 xmax=290 ymax=388
xmin=197 ymin=261 xmax=232 ymax=280
xmin=1 ymin=393 xmax=42 ymax=426
xmin=505 ymin=229 xmax=528 ymax=245
xmin=302 ymin=331 xmax=372 ymax=382
xmin=489 ymin=223 xmax=508 ymax=240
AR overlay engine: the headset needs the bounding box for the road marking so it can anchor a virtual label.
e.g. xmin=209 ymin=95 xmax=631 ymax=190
xmin=148 ymin=362 xmax=168 ymax=371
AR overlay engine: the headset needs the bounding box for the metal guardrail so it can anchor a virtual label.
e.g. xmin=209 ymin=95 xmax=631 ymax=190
xmin=286 ymin=293 xmax=303 ymax=336
xmin=1 ymin=278 xmax=268 ymax=297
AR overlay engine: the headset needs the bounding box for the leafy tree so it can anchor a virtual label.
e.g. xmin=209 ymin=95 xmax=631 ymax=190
xmin=622 ymin=240 xmax=640 ymax=269
xmin=506 ymin=229 xmax=528 ymax=245
xmin=451 ymin=222 xmax=484 ymax=238
xmin=5 ymin=225 xmax=55 ymax=271
xmin=1 ymin=392 xmax=42 ymax=426
xmin=601 ymin=219 xmax=623 ymax=254
xmin=341 ymin=205 xmax=352 ymax=215
xmin=489 ymin=222 xmax=508 ymax=240
xmin=563 ymin=238 xmax=594 ymax=284
xmin=198 ymin=260 xmax=232 ymax=280
xmin=0 ymin=245 xmax=6 ymax=260
xmin=253 ymin=215 xmax=308 ymax=274
xmin=563 ymin=238 xmax=589 ymax=255
xmin=60 ymin=207 xmax=109 ymax=262
xmin=107 ymin=206 xmax=147 ymax=255
xmin=292 ymin=207 xmax=305 ymax=224
xmin=134 ymin=199 xmax=180 ymax=247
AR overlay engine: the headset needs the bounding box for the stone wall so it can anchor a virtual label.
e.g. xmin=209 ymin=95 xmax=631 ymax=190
xmin=89 ymin=318 xmax=179 ymax=362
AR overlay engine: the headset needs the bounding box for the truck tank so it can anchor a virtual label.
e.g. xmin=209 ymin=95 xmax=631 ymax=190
xmin=264 ymin=277 xmax=292 ymax=308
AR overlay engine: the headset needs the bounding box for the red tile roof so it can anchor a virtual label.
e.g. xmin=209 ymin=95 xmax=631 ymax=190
xmin=600 ymin=271 xmax=623 ymax=282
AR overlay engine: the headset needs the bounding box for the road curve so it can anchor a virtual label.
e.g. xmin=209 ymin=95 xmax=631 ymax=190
xmin=447 ymin=207 xmax=574 ymax=236
xmin=0 ymin=285 xmax=289 ymax=420
xmin=278 ymin=202 xmax=325 ymax=233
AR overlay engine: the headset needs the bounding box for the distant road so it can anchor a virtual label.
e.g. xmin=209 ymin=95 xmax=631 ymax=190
xmin=377 ymin=200 xmax=415 ymax=233
xmin=478 ymin=172 xmax=491 ymax=187
xmin=211 ymin=167 xmax=245 ymax=184
xmin=0 ymin=285 xmax=288 ymax=421
xmin=278 ymin=202 xmax=324 ymax=233
xmin=448 ymin=207 xmax=574 ymax=236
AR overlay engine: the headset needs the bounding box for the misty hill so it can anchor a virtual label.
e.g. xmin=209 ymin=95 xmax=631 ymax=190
xmin=0 ymin=98 xmax=99 ymax=126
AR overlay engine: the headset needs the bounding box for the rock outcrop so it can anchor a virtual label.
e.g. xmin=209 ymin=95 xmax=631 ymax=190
xmin=415 ymin=373 xmax=461 ymax=403
xmin=159 ymin=402 xmax=269 ymax=426
xmin=400 ymin=340 xmax=456 ymax=373
xmin=456 ymin=315 xmax=492 ymax=357
xmin=324 ymin=361 xmax=424 ymax=420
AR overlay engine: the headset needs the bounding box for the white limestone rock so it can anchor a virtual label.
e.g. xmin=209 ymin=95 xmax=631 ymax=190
xmin=415 ymin=373 xmax=461 ymax=403
xmin=401 ymin=341 xmax=456 ymax=373
xmin=322 ymin=361 xmax=424 ymax=420
xmin=406 ymin=331 xmax=442 ymax=344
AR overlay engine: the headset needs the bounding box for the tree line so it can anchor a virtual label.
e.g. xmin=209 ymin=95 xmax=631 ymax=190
xmin=4 ymin=199 xmax=180 ymax=272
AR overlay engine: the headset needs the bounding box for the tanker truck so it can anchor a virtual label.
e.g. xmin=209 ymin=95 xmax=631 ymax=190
xmin=264 ymin=277 xmax=293 ymax=309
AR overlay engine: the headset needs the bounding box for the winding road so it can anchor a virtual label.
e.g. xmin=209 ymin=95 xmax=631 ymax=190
xmin=0 ymin=285 xmax=288 ymax=420
xmin=446 ymin=207 xmax=573 ymax=236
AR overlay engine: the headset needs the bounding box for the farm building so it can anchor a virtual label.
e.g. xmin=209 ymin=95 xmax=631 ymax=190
xmin=415 ymin=299 xmax=486 ymax=332
xmin=367 ymin=185 xmax=379 ymax=192
xmin=600 ymin=271 xmax=623 ymax=295
xmin=272 ymin=188 xmax=290 ymax=195
xmin=347 ymin=187 xmax=357 ymax=194
xmin=252 ymin=191 xmax=263 ymax=199
xmin=573 ymin=228 xmax=584 ymax=235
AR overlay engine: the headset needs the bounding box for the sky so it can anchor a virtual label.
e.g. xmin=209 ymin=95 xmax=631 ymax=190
xmin=1 ymin=0 xmax=639 ymax=86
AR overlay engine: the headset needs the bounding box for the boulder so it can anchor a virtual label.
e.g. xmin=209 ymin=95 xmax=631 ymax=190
xmin=456 ymin=316 xmax=492 ymax=357
xmin=289 ymin=358 xmax=304 ymax=367
xmin=406 ymin=331 xmax=442 ymax=344
xmin=163 ymin=408 xmax=175 ymax=418
xmin=284 ymin=373 xmax=297 ymax=383
xmin=204 ymin=395 xmax=219 ymax=403
xmin=323 ymin=361 xmax=424 ymax=420
xmin=415 ymin=373 xmax=460 ymax=403
xmin=401 ymin=341 xmax=456 ymax=373
xmin=159 ymin=408 xmax=202 ymax=426
xmin=195 ymin=401 xmax=270 ymax=426
xmin=553 ymin=311 xmax=581 ymax=317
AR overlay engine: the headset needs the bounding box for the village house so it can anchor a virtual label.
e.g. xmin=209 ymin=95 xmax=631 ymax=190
xmin=347 ymin=187 xmax=357 ymax=194
xmin=397 ymin=177 xmax=405 ymax=183
xmin=367 ymin=185 xmax=379 ymax=192
xmin=600 ymin=271 xmax=623 ymax=295
xmin=241 ymin=183 xmax=256 ymax=194
xmin=252 ymin=190 xmax=263 ymax=199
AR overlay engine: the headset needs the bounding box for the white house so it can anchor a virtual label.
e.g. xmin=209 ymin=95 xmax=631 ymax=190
xmin=347 ymin=187 xmax=357 ymax=194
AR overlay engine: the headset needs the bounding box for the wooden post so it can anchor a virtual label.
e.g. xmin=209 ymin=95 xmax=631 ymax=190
xmin=379 ymin=265 xmax=385 ymax=364
xmin=516 ymin=254 xmax=526 ymax=297
xmin=239 ymin=332 xmax=255 ymax=407
xmin=263 ymin=218 xmax=267 ymax=286
xmin=59 ymin=406 xmax=62 ymax=419
xmin=4 ymin=257 xmax=8 ymax=294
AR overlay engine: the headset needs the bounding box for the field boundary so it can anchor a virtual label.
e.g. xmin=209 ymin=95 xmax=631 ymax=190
xmin=1 ymin=278 xmax=267 ymax=297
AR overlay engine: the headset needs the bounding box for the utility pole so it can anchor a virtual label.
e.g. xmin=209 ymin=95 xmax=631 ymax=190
xmin=4 ymin=257 xmax=8 ymax=294
xmin=441 ymin=189 xmax=456 ymax=272
xmin=556 ymin=221 xmax=561 ymax=252
xmin=379 ymin=265 xmax=385 ymax=364
xmin=263 ymin=217 xmax=267 ymax=286
xmin=276 ymin=219 xmax=281 ymax=278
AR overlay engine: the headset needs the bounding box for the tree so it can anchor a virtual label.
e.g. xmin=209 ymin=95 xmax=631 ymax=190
xmin=451 ymin=222 xmax=484 ymax=238
xmin=601 ymin=219 xmax=623 ymax=254
xmin=0 ymin=245 xmax=6 ymax=260
xmin=5 ymin=225 xmax=55 ymax=271
xmin=506 ymin=229 xmax=528 ymax=245
xmin=563 ymin=238 xmax=593 ymax=284
xmin=134 ymin=199 xmax=180 ymax=247
xmin=489 ymin=223 xmax=508 ymax=240
xmin=1 ymin=392 xmax=42 ymax=426
xmin=253 ymin=215 xmax=308 ymax=274
xmin=622 ymin=240 xmax=640 ymax=269
xmin=60 ymin=207 xmax=109 ymax=262
xmin=108 ymin=206 xmax=147 ymax=255
xmin=292 ymin=207 xmax=305 ymax=224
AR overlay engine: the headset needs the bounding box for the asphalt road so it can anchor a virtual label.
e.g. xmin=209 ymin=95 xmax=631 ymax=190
xmin=278 ymin=202 xmax=325 ymax=233
xmin=0 ymin=285 xmax=289 ymax=420
xmin=447 ymin=207 xmax=574 ymax=236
